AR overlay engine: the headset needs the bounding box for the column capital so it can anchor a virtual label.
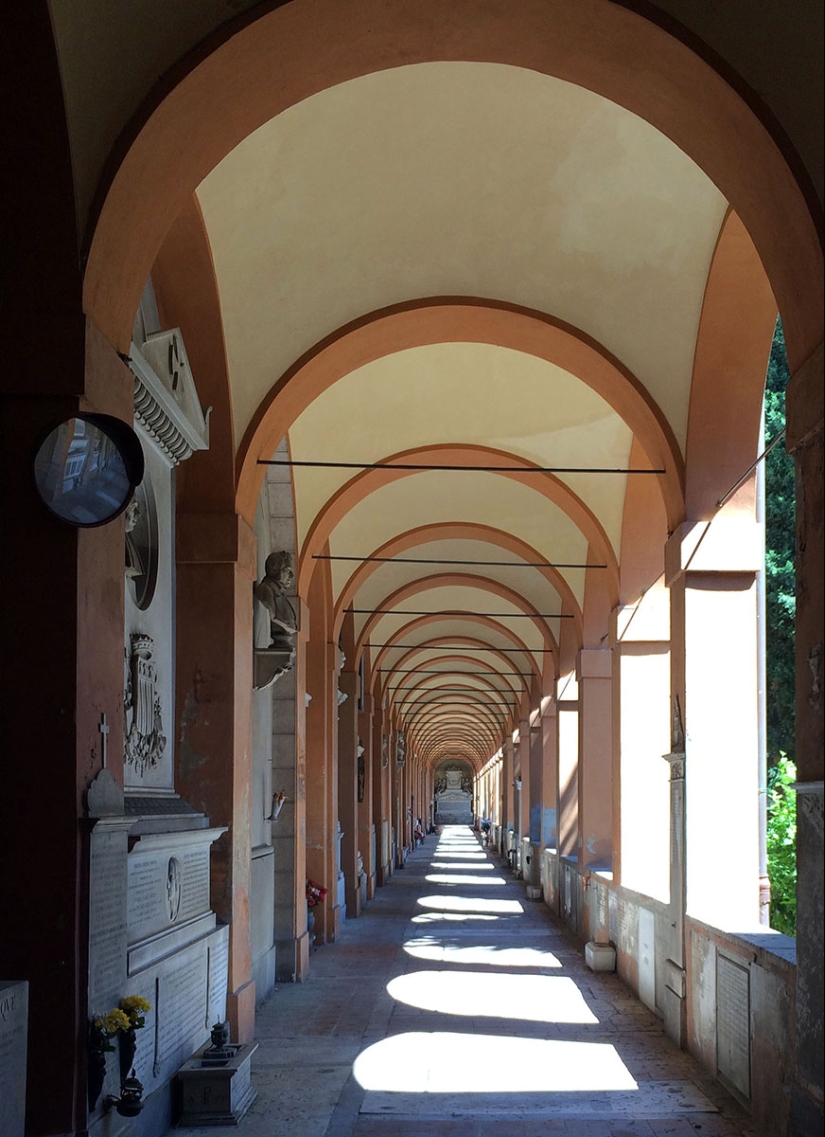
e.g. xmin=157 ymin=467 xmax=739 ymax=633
xmin=177 ymin=512 xmax=257 ymax=577
xmin=664 ymin=518 xmax=761 ymax=585
xmin=609 ymin=586 xmax=670 ymax=646
xmin=578 ymin=647 xmax=612 ymax=679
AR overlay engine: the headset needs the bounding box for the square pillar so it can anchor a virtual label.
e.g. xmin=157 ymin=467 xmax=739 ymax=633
xmin=176 ymin=512 xmax=258 ymax=1040
xmin=578 ymin=649 xmax=613 ymax=870
xmin=666 ymin=519 xmax=762 ymax=930
xmin=610 ymin=587 xmax=671 ymax=900
xmin=541 ymin=701 xmax=559 ymax=850
xmin=786 ymin=342 xmax=824 ymax=1134
xmin=359 ymin=693 xmax=376 ymax=899
xmin=557 ymin=679 xmax=579 ymax=859
xmin=338 ymin=669 xmax=361 ymax=918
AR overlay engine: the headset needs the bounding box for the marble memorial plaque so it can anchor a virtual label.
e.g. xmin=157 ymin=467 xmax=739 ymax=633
xmin=206 ymin=928 xmax=229 ymax=1029
xmin=89 ymin=827 xmax=128 ymax=1010
xmin=716 ymin=953 xmax=750 ymax=1099
xmin=128 ymin=853 xmax=167 ymax=939
xmin=0 ymin=981 xmax=28 ymax=1137
xmin=608 ymin=889 xmax=618 ymax=945
xmin=157 ymin=951 xmax=208 ymax=1076
xmin=178 ymin=847 xmax=210 ymax=922
xmin=638 ymin=908 xmax=656 ymax=1011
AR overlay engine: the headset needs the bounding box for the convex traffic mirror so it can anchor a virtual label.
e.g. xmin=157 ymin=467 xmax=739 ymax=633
xmin=33 ymin=414 xmax=144 ymax=526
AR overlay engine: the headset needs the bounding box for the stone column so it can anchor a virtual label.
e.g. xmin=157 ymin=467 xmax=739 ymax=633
xmin=359 ymin=693 xmax=376 ymax=899
xmin=557 ymin=679 xmax=579 ymax=859
xmin=502 ymin=734 xmax=515 ymax=844
xmin=610 ymin=589 xmax=671 ymax=899
xmin=304 ymin=558 xmax=341 ymax=943
xmin=372 ymin=704 xmax=389 ymax=884
xmin=176 ymin=511 xmax=257 ymax=1040
xmin=541 ymin=701 xmax=559 ymax=850
xmin=578 ymin=648 xmax=613 ymax=871
xmin=786 ymin=342 xmax=824 ymax=1135
xmin=664 ymin=516 xmax=762 ymax=1046
xmin=273 ymin=600 xmax=309 ymax=982
xmin=338 ymin=666 xmax=361 ymax=918
xmin=526 ymin=714 xmax=543 ymax=888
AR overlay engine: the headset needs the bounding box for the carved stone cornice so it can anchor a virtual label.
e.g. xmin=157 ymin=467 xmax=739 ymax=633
xmin=129 ymin=332 xmax=210 ymax=466
xmin=133 ymin=371 xmax=196 ymax=464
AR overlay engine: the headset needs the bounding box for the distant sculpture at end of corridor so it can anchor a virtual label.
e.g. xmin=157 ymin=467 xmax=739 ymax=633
xmin=254 ymin=551 xmax=298 ymax=650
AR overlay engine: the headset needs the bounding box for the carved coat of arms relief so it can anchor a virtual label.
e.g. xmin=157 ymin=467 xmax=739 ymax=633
xmin=124 ymin=633 xmax=167 ymax=776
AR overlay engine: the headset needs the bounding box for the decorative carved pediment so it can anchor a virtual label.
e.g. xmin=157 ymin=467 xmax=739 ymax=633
xmin=129 ymin=328 xmax=210 ymax=464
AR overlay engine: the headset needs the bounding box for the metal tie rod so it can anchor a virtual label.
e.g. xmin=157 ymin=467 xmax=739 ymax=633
xmin=259 ymin=458 xmax=664 ymax=473
xmin=314 ymin=554 xmax=605 ymax=568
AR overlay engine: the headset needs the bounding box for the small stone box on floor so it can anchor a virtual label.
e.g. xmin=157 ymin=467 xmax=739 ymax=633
xmin=585 ymin=941 xmax=617 ymax=972
xmin=177 ymin=1041 xmax=258 ymax=1126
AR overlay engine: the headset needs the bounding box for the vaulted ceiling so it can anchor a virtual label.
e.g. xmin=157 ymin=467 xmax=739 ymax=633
xmin=46 ymin=0 xmax=808 ymax=772
xmin=191 ymin=60 xmax=727 ymax=769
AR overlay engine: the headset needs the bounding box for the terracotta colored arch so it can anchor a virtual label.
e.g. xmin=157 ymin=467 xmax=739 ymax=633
xmin=405 ymin=705 xmax=505 ymax=740
xmin=417 ymin=733 xmax=493 ymax=770
xmin=355 ymin=572 xmax=559 ymax=662
xmin=387 ymin=671 xmax=523 ymax=715
xmin=376 ymin=651 xmax=528 ymax=707
xmin=411 ymin=716 xmax=498 ymax=752
xmin=239 ymin=303 xmax=683 ymax=531
xmin=395 ymin=683 xmax=515 ymax=722
xmin=685 ymin=209 xmax=781 ymax=520
xmin=85 ymin=0 xmax=821 ymax=376
xmin=298 ymin=443 xmax=619 ymax=599
xmin=369 ymin=616 xmax=549 ymax=685
xmin=374 ymin=635 xmax=542 ymax=692
xmin=336 ymin=523 xmax=583 ymax=642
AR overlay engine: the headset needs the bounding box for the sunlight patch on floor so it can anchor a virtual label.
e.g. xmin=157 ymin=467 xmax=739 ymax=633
xmin=386 ymin=970 xmax=597 ymax=1022
xmin=411 ymin=912 xmax=501 ymax=924
xmin=417 ymin=894 xmax=523 ymax=915
xmin=425 ymin=872 xmax=508 ymax=886
xmin=402 ymin=940 xmax=563 ymax=969
xmin=430 ymin=861 xmax=493 ymax=869
xmin=353 ymin=1032 xmax=637 ymax=1093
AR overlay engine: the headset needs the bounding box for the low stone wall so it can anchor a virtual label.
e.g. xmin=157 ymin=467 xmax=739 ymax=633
xmin=539 ymin=849 xmax=797 ymax=1135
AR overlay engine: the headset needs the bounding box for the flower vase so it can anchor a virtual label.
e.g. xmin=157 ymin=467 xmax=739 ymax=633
xmin=88 ymin=1050 xmax=107 ymax=1111
xmin=307 ymin=905 xmax=316 ymax=944
xmin=119 ymin=1028 xmax=137 ymax=1084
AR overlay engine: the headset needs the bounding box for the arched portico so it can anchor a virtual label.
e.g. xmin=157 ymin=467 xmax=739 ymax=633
xmin=1 ymin=4 xmax=821 ymax=1135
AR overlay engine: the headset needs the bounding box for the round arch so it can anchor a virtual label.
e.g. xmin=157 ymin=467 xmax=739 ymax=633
xmin=336 ymin=522 xmax=584 ymax=642
xmin=297 ymin=443 xmax=619 ymax=606
xmin=84 ymin=0 xmax=821 ymax=375
xmin=354 ymin=572 xmax=561 ymax=662
xmin=238 ymin=302 xmax=684 ymax=530
xmin=373 ymin=635 xmax=543 ymax=693
xmin=369 ymin=615 xmax=551 ymax=688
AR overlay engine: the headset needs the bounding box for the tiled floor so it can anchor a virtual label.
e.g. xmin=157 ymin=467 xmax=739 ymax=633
xmin=174 ymin=828 xmax=758 ymax=1136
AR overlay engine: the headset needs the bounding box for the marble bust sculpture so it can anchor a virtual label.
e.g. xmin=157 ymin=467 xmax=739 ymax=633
xmin=254 ymin=551 xmax=298 ymax=650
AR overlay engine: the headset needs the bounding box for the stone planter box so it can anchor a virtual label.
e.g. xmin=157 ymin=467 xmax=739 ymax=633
xmin=177 ymin=1041 xmax=258 ymax=1126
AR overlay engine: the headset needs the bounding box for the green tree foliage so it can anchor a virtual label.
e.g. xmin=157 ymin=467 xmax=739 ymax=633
xmin=764 ymin=319 xmax=795 ymax=761
xmin=764 ymin=319 xmax=796 ymax=936
xmin=767 ymin=754 xmax=797 ymax=935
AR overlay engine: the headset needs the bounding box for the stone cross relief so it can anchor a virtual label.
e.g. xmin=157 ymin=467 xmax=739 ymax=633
xmin=98 ymin=713 xmax=110 ymax=768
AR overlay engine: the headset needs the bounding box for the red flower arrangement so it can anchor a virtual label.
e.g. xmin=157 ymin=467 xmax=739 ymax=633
xmin=306 ymin=878 xmax=328 ymax=907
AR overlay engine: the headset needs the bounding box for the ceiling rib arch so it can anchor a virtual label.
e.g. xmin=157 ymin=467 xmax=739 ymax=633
xmin=370 ymin=621 xmax=549 ymax=689
xmin=240 ymin=300 xmax=684 ymax=530
xmin=335 ymin=523 xmax=584 ymax=640
xmin=297 ymin=444 xmax=620 ymax=603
